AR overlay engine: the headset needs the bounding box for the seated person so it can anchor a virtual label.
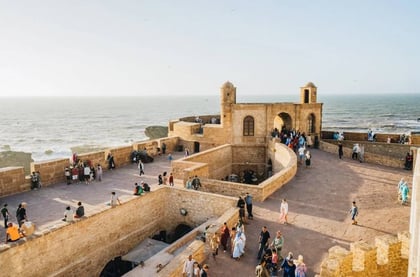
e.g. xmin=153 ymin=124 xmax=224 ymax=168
xmin=134 ymin=183 xmax=144 ymax=195
xmin=141 ymin=181 xmax=150 ymax=192
xmin=20 ymin=220 xmax=35 ymax=237
xmin=5 ymin=222 xmax=22 ymax=243
xmin=63 ymin=206 xmax=74 ymax=222
xmin=74 ymin=201 xmax=85 ymax=218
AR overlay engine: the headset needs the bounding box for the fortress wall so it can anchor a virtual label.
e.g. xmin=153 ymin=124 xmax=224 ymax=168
xmin=31 ymin=158 xmax=71 ymax=186
xmin=107 ymin=145 xmax=134 ymax=168
xmin=322 ymin=131 xmax=420 ymax=145
xmin=320 ymin=232 xmax=409 ymax=277
xmin=172 ymin=145 xmax=233 ymax=182
xmin=162 ymin=189 xmax=237 ymax=233
xmin=191 ymin=143 xmax=296 ymax=202
xmin=319 ymin=141 xmax=407 ymax=168
xmin=0 ymin=167 xmax=28 ymax=197
xmin=133 ymin=140 xmax=159 ymax=156
xmin=77 ymin=150 xmax=106 ymax=169
xmin=0 ymin=189 xmax=167 ymax=277
xmin=200 ymin=178 xmax=263 ymax=200
xmin=158 ymin=137 xmax=180 ymax=154
xmin=261 ymin=142 xmax=297 ymax=200
xmin=0 ymin=187 xmax=236 ymax=277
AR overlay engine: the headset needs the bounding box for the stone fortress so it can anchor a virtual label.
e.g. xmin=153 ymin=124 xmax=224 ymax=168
xmin=0 ymin=81 xmax=419 ymax=276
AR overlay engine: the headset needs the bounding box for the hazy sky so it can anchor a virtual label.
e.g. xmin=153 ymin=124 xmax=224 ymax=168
xmin=0 ymin=1 xmax=419 ymax=97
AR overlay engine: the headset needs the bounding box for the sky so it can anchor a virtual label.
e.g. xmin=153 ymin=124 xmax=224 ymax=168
xmin=0 ymin=1 xmax=419 ymax=97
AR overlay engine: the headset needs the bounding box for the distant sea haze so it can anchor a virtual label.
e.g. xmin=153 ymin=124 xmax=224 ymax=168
xmin=0 ymin=93 xmax=418 ymax=161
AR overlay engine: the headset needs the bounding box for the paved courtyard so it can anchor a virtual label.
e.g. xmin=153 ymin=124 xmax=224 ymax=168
xmin=0 ymin=149 xmax=412 ymax=276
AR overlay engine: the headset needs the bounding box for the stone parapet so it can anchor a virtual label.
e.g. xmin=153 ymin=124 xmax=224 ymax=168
xmin=320 ymin=232 xmax=409 ymax=277
xmin=0 ymin=187 xmax=237 ymax=277
xmin=0 ymin=137 xmax=180 ymax=197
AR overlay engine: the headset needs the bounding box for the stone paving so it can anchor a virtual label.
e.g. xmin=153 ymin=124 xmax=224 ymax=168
xmin=0 ymin=149 xmax=412 ymax=276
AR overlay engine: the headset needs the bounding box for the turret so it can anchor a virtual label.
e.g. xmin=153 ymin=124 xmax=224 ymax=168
xmin=300 ymin=82 xmax=317 ymax=104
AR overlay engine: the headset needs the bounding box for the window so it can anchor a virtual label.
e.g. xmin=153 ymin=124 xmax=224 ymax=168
xmin=243 ymin=116 xmax=254 ymax=136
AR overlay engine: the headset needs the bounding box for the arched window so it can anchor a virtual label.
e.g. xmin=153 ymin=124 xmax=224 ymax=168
xmin=243 ymin=116 xmax=254 ymax=136
xmin=308 ymin=114 xmax=315 ymax=134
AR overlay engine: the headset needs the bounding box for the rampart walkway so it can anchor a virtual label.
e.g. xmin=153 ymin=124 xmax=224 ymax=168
xmin=0 ymin=149 xmax=412 ymax=276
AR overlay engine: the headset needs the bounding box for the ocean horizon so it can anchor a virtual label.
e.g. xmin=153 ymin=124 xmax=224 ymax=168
xmin=0 ymin=93 xmax=419 ymax=162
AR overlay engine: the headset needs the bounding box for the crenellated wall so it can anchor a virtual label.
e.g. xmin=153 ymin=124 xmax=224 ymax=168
xmin=0 ymin=187 xmax=237 ymax=277
xmin=319 ymin=232 xmax=409 ymax=277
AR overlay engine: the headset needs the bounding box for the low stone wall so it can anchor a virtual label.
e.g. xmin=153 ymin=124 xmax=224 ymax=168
xmin=319 ymin=140 xmax=408 ymax=168
xmin=319 ymin=232 xmax=409 ymax=277
xmin=0 ymin=137 xmax=180 ymax=197
xmin=172 ymin=144 xmax=233 ymax=182
xmin=178 ymin=142 xmax=297 ymax=201
xmin=322 ymin=131 xmax=420 ymax=144
xmin=0 ymin=167 xmax=28 ymax=196
xmin=0 ymin=187 xmax=237 ymax=277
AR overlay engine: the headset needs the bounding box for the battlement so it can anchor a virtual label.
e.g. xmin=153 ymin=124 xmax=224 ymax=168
xmin=319 ymin=231 xmax=409 ymax=277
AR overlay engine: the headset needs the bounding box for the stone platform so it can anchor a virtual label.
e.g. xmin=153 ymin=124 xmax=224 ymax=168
xmin=0 ymin=149 xmax=412 ymax=276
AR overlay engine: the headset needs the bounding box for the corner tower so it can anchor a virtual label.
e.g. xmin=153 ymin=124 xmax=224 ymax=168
xmin=220 ymin=81 xmax=236 ymax=127
xmin=300 ymin=82 xmax=317 ymax=104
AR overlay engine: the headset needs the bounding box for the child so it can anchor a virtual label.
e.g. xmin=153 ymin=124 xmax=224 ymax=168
xmin=350 ymin=201 xmax=358 ymax=225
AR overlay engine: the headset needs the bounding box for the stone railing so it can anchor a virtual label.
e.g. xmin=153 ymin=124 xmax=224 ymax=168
xmin=319 ymin=232 xmax=409 ymax=277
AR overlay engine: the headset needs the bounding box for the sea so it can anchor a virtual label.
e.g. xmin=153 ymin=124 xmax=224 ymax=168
xmin=0 ymin=93 xmax=419 ymax=162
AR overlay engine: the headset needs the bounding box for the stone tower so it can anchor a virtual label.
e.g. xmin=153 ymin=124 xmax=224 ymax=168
xmin=300 ymin=82 xmax=317 ymax=104
xmin=220 ymin=81 xmax=236 ymax=126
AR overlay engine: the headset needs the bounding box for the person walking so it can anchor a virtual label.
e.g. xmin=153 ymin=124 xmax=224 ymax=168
xmin=96 ymin=164 xmax=103 ymax=181
xmin=169 ymin=172 xmax=174 ymax=186
xmin=280 ymin=252 xmax=296 ymax=277
xmin=279 ymin=199 xmax=289 ymax=225
xmin=1 ymin=203 xmax=10 ymax=228
xmin=182 ymin=254 xmax=196 ymax=277
xmin=401 ymin=182 xmax=410 ymax=205
xmin=350 ymin=201 xmax=359 ymax=225
xmin=338 ymin=142 xmax=343 ymax=159
xmin=210 ymin=232 xmax=220 ymax=258
xmin=305 ymin=150 xmax=311 ymax=168
xmin=138 ymin=161 xmax=145 ymax=176
xmin=295 ymin=254 xmax=307 ymax=277
xmin=220 ymin=222 xmax=230 ymax=252
xmin=16 ymin=202 xmax=27 ymax=227
xmin=270 ymin=231 xmax=284 ymax=259
xmin=245 ymin=192 xmax=254 ymax=219
xmin=257 ymin=226 xmax=270 ymax=260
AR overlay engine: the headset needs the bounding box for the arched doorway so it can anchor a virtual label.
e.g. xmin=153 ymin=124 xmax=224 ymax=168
xmin=307 ymin=113 xmax=316 ymax=134
xmin=273 ymin=112 xmax=292 ymax=132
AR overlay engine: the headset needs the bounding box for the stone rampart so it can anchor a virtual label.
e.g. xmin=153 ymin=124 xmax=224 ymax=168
xmin=319 ymin=232 xmax=409 ymax=277
xmin=0 ymin=137 xmax=180 ymax=197
xmin=0 ymin=167 xmax=28 ymax=196
xmin=172 ymin=144 xmax=232 ymax=182
xmin=0 ymin=187 xmax=237 ymax=277
xmin=174 ymin=142 xmax=296 ymax=201
xmin=319 ymin=140 xmax=409 ymax=168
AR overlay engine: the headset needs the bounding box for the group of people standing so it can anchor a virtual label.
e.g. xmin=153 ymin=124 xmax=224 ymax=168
xmin=2 ymin=202 xmax=35 ymax=244
xmin=65 ymin=162 xmax=103 ymax=185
